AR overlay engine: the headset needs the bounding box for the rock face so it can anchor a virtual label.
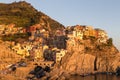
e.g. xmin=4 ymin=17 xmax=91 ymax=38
xmin=58 ymin=40 xmax=120 ymax=75
xmin=63 ymin=53 xmax=95 ymax=75
xmin=111 ymin=53 xmax=120 ymax=71
xmin=0 ymin=42 xmax=36 ymax=80
xmin=0 ymin=41 xmax=22 ymax=70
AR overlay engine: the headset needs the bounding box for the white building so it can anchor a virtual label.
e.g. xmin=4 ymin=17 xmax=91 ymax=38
xmin=73 ymin=30 xmax=83 ymax=40
xmin=56 ymin=49 xmax=67 ymax=62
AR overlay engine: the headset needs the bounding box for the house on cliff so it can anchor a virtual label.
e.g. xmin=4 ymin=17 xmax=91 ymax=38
xmin=0 ymin=25 xmax=5 ymax=34
xmin=73 ymin=25 xmax=84 ymax=40
xmin=83 ymin=26 xmax=97 ymax=38
xmin=67 ymin=25 xmax=97 ymax=40
xmin=55 ymin=49 xmax=67 ymax=62
xmin=95 ymin=29 xmax=108 ymax=43
xmin=12 ymin=43 xmax=30 ymax=58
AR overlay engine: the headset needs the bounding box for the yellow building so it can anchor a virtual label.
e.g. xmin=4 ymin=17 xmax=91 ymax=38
xmin=43 ymin=45 xmax=49 ymax=52
xmin=84 ymin=26 xmax=94 ymax=37
xmin=0 ymin=25 xmax=5 ymax=31
xmin=12 ymin=43 xmax=31 ymax=58
xmin=12 ymin=43 xmax=21 ymax=51
xmin=56 ymin=49 xmax=67 ymax=62
xmin=34 ymin=47 xmax=44 ymax=60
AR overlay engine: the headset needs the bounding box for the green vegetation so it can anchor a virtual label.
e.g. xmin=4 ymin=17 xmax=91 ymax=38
xmin=1 ymin=33 xmax=29 ymax=41
xmin=107 ymin=38 xmax=113 ymax=46
xmin=0 ymin=1 xmax=39 ymax=27
xmin=89 ymin=36 xmax=97 ymax=43
xmin=0 ymin=1 xmax=64 ymax=31
xmin=85 ymin=47 xmax=92 ymax=52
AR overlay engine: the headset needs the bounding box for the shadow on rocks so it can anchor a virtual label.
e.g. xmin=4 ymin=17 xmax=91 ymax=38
xmin=27 ymin=66 xmax=51 ymax=80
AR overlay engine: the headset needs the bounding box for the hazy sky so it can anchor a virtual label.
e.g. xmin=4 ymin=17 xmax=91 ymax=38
xmin=0 ymin=0 xmax=120 ymax=51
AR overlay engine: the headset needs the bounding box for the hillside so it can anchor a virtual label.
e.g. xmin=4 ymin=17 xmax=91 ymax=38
xmin=0 ymin=41 xmax=22 ymax=71
xmin=0 ymin=1 xmax=64 ymax=31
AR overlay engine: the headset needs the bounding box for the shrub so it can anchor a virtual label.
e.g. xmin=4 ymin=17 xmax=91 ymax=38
xmin=107 ymin=38 xmax=113 ymax=46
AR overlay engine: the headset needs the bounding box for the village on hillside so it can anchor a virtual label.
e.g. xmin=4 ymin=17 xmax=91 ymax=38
xmin=0 ymin=1 xmax=120 ymax=80
xmin=0 ymin=24 xmax=108 ymax=67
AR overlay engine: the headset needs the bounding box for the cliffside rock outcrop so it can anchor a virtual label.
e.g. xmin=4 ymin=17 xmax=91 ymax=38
xmin=57 ymin=40 xmax=120 ymax=76
xmin=61 ymin=53 xmax=95 ymax=75
xmin=0 ymin=41 xmax=22 ymax=70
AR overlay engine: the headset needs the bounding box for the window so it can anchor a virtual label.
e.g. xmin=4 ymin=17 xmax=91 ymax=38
xmin=57 ymin=57 xmax=59 ymax=59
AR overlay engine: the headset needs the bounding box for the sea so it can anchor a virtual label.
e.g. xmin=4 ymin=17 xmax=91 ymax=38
xmin=70 ymin=74 xmax=120 ymax=80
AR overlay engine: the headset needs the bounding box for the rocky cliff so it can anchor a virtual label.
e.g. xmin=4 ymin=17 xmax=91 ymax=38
xmin=55 ymin=38 xmax=120 ymax=77
xmin=0 ymin=41 xmax=22 ymax=70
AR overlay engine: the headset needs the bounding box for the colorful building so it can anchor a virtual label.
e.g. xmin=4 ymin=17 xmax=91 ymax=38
xmin=95 ymin=29 xmax=108 ymax=43
xmin=55 ymin=49 xmax=67 ymax=62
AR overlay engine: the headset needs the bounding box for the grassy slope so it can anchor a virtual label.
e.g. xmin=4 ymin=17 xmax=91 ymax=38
xmin=0 ymin=1 xmax=64 ymax=30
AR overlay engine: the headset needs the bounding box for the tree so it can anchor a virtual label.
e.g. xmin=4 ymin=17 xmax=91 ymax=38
xmin=107 ymin=38 xmax=113 ymax=46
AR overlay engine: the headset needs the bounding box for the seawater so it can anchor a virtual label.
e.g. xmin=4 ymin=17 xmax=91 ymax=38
xmin=70 ymin=74 xmax=120 ymax=80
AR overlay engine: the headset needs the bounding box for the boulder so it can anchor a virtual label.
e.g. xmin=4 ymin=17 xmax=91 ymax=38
xmin=116 ymin=67 xmax=120 ymax=76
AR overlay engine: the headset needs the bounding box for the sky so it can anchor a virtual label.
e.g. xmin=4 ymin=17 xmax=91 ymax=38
xmin=0 ymin=0 xmax=120 ymax=51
